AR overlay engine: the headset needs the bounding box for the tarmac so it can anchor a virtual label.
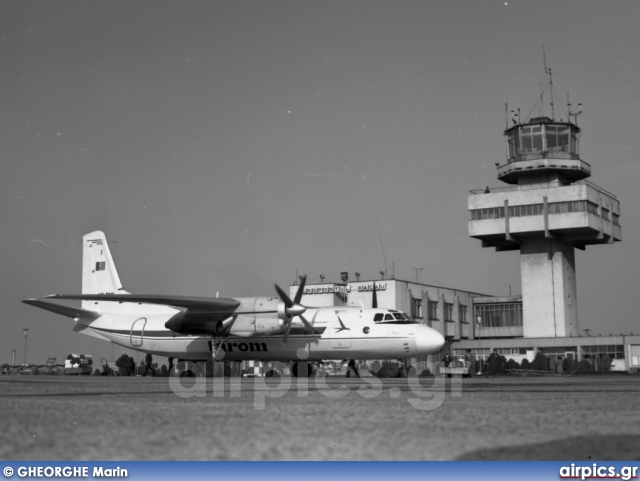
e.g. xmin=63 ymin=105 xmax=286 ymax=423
xmin=1 ymin=374 xmax=638 ymax=460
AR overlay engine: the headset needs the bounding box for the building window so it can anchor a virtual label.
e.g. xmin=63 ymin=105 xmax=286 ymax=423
xmin=582 ymin=345 xmax=624 ymax=360
xmin=507 ymin=129 xmax=520 ymax=160
xmin=471 ymin=200 xmax=599 ymax=222
xmin=411 ymin=298 xmax=423 ymax=319
xmin=613 ymin=213 xmax=620 ymax=226
xmin=444 ymin=302 xmax=453 ymax=322
xmin=428 ymin=301 xmax=438 ymax=320
xmin=538 ymin=347 xmax=578 ymax=359
xmin=474 ymin=303 xmax=523 ymax=327
xmin=459 ymin=305 xmax=467 ymax=323
xmin=521 ymin=125 xmax=543 ymax=153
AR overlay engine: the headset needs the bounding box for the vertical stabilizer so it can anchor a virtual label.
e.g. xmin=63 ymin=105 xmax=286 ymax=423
xmin=82 ymin=232 xmax=125 ymax=310
xmin=80 ymin=231 xmax=173 ymax=316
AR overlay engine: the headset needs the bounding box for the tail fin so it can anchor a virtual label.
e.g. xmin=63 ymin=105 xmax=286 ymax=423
xmin=82 ymin=231 xmax=127 ymax=310
xmin=69 ymin=231 xmax=173 ymax=316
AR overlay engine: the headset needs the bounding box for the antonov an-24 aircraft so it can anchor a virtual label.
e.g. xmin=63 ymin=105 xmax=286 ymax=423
xmin=23 ymin=231 xmax=445 ymax=377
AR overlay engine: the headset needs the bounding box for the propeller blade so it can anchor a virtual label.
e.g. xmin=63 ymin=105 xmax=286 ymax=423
xmin=282 ymin=317 xmax=293 ymax=345
xmin=372 ymin=281 xmax=378 ymax=308
xmin=293 ymin=275 xmax=307 ymax=305
xmin=275 ymin=283 xmax=294 ymax=308
xmin=299 ymin=314 xmax=314 ymax=333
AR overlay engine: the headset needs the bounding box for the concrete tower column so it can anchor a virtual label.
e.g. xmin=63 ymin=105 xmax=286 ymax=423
xmin=520 ymin=237 xmax=579 ymax=338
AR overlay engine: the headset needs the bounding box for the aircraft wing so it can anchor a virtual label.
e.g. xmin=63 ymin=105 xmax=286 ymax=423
xmin=22 ymin=299 xmax=101 ymax=320
xmin=44 ymin=293 xmax=241 ymax=312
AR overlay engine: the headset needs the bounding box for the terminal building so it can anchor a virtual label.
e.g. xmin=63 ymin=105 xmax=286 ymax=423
xmin=291 ymin=87 xmax=640 ymax=374
xmin=291 ymin=276 xmax=639 ymax=373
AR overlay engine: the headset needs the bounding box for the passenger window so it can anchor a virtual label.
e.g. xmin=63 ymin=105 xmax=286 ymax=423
xmin=374 ymin=313 xmax=384 ymax=323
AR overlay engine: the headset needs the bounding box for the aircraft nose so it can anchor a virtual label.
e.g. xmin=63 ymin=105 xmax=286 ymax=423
xmin=415 ymin=325 xmax=445 ymax=354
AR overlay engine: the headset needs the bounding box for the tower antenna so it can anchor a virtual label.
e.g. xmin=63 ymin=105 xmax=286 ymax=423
xmin=543 ymin=45 xmax=554 ymax=120
xmin=568 ymin=91 xmax=582 ymax=125
xmin=505 ymin=102 xmax=509 ymax=129
xmin=376 ymin=218 xmax=388 ymax=279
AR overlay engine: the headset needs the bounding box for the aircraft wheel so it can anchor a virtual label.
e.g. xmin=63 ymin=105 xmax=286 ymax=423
xmin=382 ymin=363 xmax=400 ymax=378
xmin=370 ymin=361 xmax=383 ymax=378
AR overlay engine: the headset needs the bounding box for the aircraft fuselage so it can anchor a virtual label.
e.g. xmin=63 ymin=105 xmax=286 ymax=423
xmin=78 ymin=305 xmax=443 ymax=361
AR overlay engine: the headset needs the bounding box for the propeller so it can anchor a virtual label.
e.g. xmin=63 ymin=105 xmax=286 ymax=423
xmin=275 ymin=275 xmax=315 ymax=344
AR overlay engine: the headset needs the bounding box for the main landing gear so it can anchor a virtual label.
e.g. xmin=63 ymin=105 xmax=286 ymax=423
xmin=291 ymin=361 xmax=314 ymax=378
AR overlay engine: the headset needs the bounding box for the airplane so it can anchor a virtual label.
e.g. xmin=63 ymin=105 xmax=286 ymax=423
xmin=23 ymin=231 xmax=445 ymax=377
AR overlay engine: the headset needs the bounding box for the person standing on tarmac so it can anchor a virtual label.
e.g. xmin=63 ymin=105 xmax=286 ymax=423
xmin=142 ymin=352 xmax=156 ymax=377
xmin=346 ymin=359 xmax=360 ymax=378
xmin=442 ymin=353 xmax=452 ymax=367
xmin=487 ymin=349 xmax=500 ymax=377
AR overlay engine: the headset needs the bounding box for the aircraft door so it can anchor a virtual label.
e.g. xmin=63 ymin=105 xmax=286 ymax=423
xmin=130 ymin=318 xmax=147 ymax=347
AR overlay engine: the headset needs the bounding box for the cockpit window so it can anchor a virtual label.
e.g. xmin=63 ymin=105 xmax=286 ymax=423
xmin=377 ymin=311 xmax=417 ymax=324
xmin=373 ymin=313 xmax=384 ymax=323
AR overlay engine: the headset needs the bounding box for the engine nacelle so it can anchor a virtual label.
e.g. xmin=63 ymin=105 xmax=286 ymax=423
xmin=254 ymin=317 xmax=284 ymax=334
xmin=164 ymin=299 xmax=287 ymax=336
xmin=164 ymin=311 xmax=231 ymax=335
xmin=246 ymin=296 xmax=286 ymax=335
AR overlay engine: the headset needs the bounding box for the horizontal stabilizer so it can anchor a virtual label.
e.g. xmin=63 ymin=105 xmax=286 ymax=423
xmin=45 ymin=293 xmax=240 ymax=312
xmin=22 ymin=299 xmax=101 ymax=320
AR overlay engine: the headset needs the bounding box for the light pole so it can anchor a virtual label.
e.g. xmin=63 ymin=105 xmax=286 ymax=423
xmin=476 ymin=314 xmax=483 ymax=341
xmin=476 ymin=314 xmax=483 ymax=374
xmin=23 ymin=329 xmax=30 ymax=366
xmin=12 ymin=350 xmax=16 ymax=367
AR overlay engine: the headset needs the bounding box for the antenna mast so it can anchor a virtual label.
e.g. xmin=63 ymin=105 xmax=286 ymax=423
xmin=567 ymin=91 xmax=583 ymax=125
xmin=376 ymin=219 xmax=388 ymax=279
xmin=543 ymin=45 xmax=554 ymax=120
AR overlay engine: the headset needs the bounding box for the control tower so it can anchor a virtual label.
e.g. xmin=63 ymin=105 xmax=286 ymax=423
xmin=468 ymin=97 xmax=621 ymax=338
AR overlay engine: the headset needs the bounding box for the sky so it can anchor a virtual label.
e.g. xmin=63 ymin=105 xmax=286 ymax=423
xmin=1 ymin=0 xmax=639 ymax=366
